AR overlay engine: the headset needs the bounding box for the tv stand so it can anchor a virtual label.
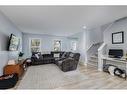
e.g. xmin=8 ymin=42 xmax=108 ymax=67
xmin=101 ymin=55 xmax=127 ymax=80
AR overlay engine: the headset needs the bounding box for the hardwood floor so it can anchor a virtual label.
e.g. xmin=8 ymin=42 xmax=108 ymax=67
xmin=55 ymin=64 xmax=127 ymax=89
xmin=14 ymin=64 xmax=127 ymax=89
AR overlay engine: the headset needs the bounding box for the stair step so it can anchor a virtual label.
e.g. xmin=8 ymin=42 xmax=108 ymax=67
xmin=88 ymin=62 xmax=98 ymax=67
xmin=90 ymin=55 xmax=98 ymax=59
xmin=88 ymin=59 xmax=98 ymax=63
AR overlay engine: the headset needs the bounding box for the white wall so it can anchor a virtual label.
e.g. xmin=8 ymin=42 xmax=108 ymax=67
xmin=0 ymin=11 xmax=23 ymax=75
xmin=103 ymin=19 xmax=127 ymax=55
xmin=22 ymin=33 xmax=73 ymax=57
xmin=86 ymin=27 xmax=103 ymax=50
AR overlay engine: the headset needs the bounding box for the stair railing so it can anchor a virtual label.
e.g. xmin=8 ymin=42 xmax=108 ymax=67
xmin=85 ymin=42 xmax=103 ymax=64
xmin=86 ymin=42 xmax=103 ymax=52
xmin=98 ymin=43 xmax=107 ymax=71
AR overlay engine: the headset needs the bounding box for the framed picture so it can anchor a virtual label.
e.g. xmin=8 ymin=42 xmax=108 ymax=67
xmin=54 ymin=40 xmax=61 ymax=51
xmin=112 ymin=31 xmax=124 ymax=44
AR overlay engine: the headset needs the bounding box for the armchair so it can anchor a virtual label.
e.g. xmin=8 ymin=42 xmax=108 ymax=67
xmin=56 ymin=53 xmax=80 ymax=72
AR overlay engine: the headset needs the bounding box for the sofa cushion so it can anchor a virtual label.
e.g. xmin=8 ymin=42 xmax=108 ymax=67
xmin=69 ymin=52 xmax=74 ymax=58
xmin=54 ymin=53 xmax=60 ymax=58
xmin=65 ymin=52 xmax=71 ymax=58
xmin=42 ymin=54 xmax=53 ymax=58
xmin=57 ymin=60 xmax=63 ymax=66
xmin=51 ymin=51 xmax=64 ymax=57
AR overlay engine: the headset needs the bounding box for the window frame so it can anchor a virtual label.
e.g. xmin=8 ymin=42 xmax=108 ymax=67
xmin=53 ymin=40 xmax=62 ymax=51
xmin=71 ymin=41 xmax=77 ymax=51
xmin=29 ymin=38 xmax=41 ymax=53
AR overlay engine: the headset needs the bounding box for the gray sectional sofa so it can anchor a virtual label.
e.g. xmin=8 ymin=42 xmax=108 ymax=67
xmin=31 ymin=51 xmax=80 ymax=72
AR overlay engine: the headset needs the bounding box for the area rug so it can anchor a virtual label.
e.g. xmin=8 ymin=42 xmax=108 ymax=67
xmin=17 ymin=64 xmax=88 ymax=89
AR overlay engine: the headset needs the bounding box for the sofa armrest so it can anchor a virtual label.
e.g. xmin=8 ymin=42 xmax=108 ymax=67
xmin=59 ymin=58 xmax=79 ymax=72
xmin=62 ymin=58 xmax=77 ymax=66
xmin=31 ymin=56 xmax=38 ymax=62
xmin=63 ymin=57 xmax=73 ymax=61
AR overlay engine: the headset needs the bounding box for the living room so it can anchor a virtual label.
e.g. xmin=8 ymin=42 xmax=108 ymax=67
xmin=0 ymin=5 xmax=127 ymax=90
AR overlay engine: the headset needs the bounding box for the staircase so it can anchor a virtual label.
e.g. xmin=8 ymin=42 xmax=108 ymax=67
xmin=87 ymin=42 xmax=103 ymax=67
xmin=88 ymin=53 xmax=98 ymax=67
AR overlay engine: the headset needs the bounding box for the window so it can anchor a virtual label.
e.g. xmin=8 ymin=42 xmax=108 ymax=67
xmin=71 ymin=41 xmax=77 ymax=51
xmin=54 ymin=40 xmax=61 ymax=51
xmin=30 ymin=38 xmax=41 ymax=52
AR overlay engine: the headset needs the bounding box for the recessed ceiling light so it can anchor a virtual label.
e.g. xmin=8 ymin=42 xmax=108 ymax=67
xmin=83 ymin=26 xmax=87 ymax=29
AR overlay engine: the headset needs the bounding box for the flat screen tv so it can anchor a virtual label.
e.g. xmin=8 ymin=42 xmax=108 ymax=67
xmin=108 ymin=49 xmax=123 ymax=58
xmin=8 ymin=34 xmax=19 ymax=51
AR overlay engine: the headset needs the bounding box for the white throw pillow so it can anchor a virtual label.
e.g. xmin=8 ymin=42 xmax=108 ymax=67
xmin=54 ymin=53 xmax=60 ymax=58
xmin=69 ymin=53 xmax=74 ymax=58
xmin=35 ymin=54 xmax=39 ymax=59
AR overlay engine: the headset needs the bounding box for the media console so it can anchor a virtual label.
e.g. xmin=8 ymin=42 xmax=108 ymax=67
xmin=101 ymin=55 xmax=127 ymax=80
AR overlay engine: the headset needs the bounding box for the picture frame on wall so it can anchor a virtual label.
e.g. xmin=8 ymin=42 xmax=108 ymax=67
xmin=112 ymin=31 xmax=124 ymax=44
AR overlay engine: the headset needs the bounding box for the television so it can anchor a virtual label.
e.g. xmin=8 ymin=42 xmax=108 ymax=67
xmin=8 ymin=34 xmax=19 ymax=51
xmin=108 ymin=49 xmax=123 ymax=58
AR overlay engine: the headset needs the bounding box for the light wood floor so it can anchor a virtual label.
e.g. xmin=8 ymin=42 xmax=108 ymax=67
xmin=55 ymin=64 xmax=127 ymax=89
xmin=14 ymin=64 xmax=127 ymax=89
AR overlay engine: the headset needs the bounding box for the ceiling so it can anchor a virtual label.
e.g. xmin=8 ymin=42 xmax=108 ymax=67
xmin=0 ymin=6 xmax=127 ymax=36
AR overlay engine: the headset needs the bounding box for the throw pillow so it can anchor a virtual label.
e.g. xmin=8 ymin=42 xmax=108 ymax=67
xmin=54 ymin=53 xmax=60 ymax=58
xmin=61 ymin=52 xmax=66 ymax=58
xmin=69 ymin=53 xmax=74 ymax=58
xmin=35 ymin=54 xmax=40 ymax=59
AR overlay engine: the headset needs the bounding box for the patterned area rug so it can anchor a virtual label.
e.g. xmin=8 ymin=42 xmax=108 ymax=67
xmin=17 ymin=64 xmax=88 ymax=89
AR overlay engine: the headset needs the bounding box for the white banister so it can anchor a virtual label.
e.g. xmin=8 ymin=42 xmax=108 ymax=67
xmin=87 ymin=42 xmax=102 ymax=52
xmin=97 ymin=21 xmax=115 ymax=71
xmin=86 ymin=43 xmax=94 ymax=51
xmin=85 ymin=42 xmax=103 ymax=65
xmin=98 ymin=43 xmax=107 ymax=71
xmin=98 ymin=43 xmax=106 ymax=52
